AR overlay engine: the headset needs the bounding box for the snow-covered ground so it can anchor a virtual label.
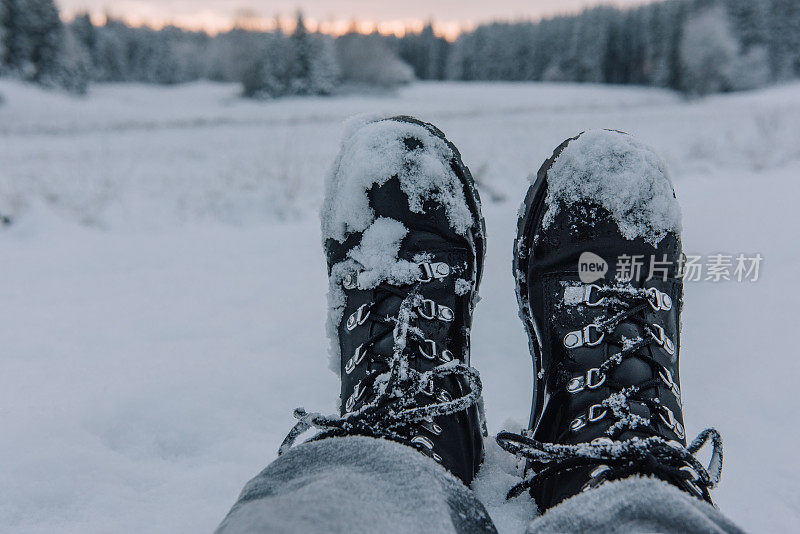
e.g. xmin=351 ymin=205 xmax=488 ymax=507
xmin=1 ymin=80 xmax=799 ymax=533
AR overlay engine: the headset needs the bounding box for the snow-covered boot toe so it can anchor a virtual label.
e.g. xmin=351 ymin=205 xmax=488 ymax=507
xmin=281 ymin=116 xmax=487 ymax=486
xmin=500 ymin=130 xmax=723 ymax=511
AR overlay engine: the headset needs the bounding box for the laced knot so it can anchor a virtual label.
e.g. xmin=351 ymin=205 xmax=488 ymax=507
xmin=279 ymin=286 xmax=481 ymax=460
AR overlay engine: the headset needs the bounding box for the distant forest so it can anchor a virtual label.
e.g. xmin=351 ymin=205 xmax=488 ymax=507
xmin=1 ymin=0 xmax=798 ymax=97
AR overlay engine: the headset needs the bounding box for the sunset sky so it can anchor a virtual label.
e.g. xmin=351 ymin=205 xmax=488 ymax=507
xmin=56 ymin=0 xmax=653 ymax=39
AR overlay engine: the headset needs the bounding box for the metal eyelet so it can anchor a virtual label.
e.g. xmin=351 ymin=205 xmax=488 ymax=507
xmin=649 ymin=324 xmax=676 ymax=355
xmin=590 ymin=464 xmax=611 ymax=477
xmin=345 ymin=304 xmax=371 ymax=331
xmin=418 ymin=299 xmax=436 ymax=320
xmin=342 ymin=273 xmax=358 ymax=290
xmin=420 ymin=379 xmax=436 ymax=397
xmin=674 ymin=421 xmax=685 ymax=440
xmin=417 ymin=262 xmax=451 ymax=283
xmin=421 ymin=418 xmax=443 ymax=436
xmin=567 ymin=368 xmax=605 ymax=394
xmin=439 ymin=349 xmax=454 ymax=363
xmin=417 ymin=299 xmax=454 ymax=322
xmin=588 ymin=404 xmax=607 ymax=423
xmin=419 ymin=339 xmax=437 ymax=360
xmin=646 ymin=288 xmax=673 ymax=311
xmin=437 ymin=305 xmax=454 ymax=322
xmin=564 ymin=324 xmax=605 ymax=349
xmin=659 ymin=368 xmax=681 ymax=400
xmin=436 ymin=390 xmax=452 ymax=403
xmin=586 ymin=368 xmax=606 ymax=389
xmin=417 ymin=263 xmax=434 ymax=283
xmin=410 ymin=435 xmax=435 ymax=449
xmin=567 ymin=377 xmax=586 ymax=393
xmin=584 ymin=284 xmax=607 ymax=307
xmin=345 ymin=381 xmax=366 ymax=412
xmin=659 ymin=406 xmax=685 ymax=439
xmin=345 ymin=344 xmax=367 ymax=374
xmin=570 ymin=416 xmax=587 ymax=431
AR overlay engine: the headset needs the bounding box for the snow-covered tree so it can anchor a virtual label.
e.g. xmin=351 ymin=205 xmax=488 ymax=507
xmin=289 ymin=11 xmax=312 ymax=94
xmin=93 ymin=22 xmax=128 ymax=81
xmin=3 ymin=0 xmax=63 ymax=81
xmin=680 ymin=6 xmax=739 ymax=95
xmin=0 ymin=1 xmax=8 ymax=72
xmin=399 ymin=22 xmax=449 ymax=80
xmin=51 ymin=27 xmax=91 ymax=94
xmin=768 ymin=0 xmax=800 ymax=80
xmin=206 ymin=29 xmax=264 ymax=83
xmin=336 ymin=32 xmax=413 ymax=87
xmin=241 ymin=33 xmax=292 ymax=98
xmin=308 ymin=34 xmax=339 ymax=95
xmin=731 ymin=45 xmax=770 ymax=91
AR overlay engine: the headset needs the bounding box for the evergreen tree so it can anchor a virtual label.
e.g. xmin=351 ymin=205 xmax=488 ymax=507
xmin=4 ymin=0 xmax=63 ymax=82
xmin=0 ymin=1 xmax=7 ymax=72
xmin=70 ymin=13 xmax=96 ymax=55
xmin=680 ymin=6 xmax=738 ymax=95
xmin=398 ymin=22 xmax=449 ymax=80
xmin=335 ymin=32 xmax=413 ymax=87
xmin=53 ymin=27 xmax=91 ymax=94
xmin=242 ymin=32 xmax=292 ymax=98
xmin=726 ymin=0 xmax=769 ymax=51
xmin=308 ymin=34 xmax=339 ymax=95
xmin=768 ymin=0 xmax=800 ymax=79
xmin=93 ymin=22 xmax=128 ymax=81
xmin=290 ymin=11 xmax=312 ymax=94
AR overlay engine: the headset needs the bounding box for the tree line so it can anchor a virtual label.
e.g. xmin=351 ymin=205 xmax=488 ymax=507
xmin=1 ymin=0 xmax=798 ymax=97
xmin=446 ymin=0 xmax=800 ymax=94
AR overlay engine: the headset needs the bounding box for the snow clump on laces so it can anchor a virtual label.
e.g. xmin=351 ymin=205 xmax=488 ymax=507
xmin=542 ymin=129 xmax=682 ymax=246
xmin=347 ymin=217 xmax=419 ymax=289
xmin=321 ymin=115 xmax=474 ymax=243
xmin=324 ymin=217 xmax=418 ymax=375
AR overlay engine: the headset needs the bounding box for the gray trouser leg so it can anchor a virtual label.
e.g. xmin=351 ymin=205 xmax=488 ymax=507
xmin=526 ymin=476 xmax=746 ymax=534
xmin=216 ymin=435 xmax=497 ymax=534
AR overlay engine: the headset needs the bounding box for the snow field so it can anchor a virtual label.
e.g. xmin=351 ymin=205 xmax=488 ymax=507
xmin=1 ymin=80 xmax=799 ymax=532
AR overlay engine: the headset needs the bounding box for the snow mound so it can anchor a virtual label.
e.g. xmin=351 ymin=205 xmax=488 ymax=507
xmin=321 ymin=115 xmax=475 ymax=243
xmin=347 ymin=217 xmax=419 ymax=290
xmin=542 ymin=129 xmax=682 ymax=245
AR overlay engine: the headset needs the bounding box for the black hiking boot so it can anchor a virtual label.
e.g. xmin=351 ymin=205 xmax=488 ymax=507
xmin=498 ymin=130 xmax=723 ymax=511
xmin=280 ymin=116 xmax=487 ymax=487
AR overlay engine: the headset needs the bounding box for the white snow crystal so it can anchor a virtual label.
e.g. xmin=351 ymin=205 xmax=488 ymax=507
xmin=541 ymin=129 xmax=682 ymax=246
xmin=321 ymin=115 xmax=475 ymax=244
xmin=455 ymin=278 xmax=472 ymax=296
xmin=562 ymin=283 xmax=585 ymax=305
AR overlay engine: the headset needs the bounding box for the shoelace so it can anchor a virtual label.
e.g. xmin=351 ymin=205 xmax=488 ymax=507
xmin=496 ymin=428 xmax=722 ymax=503
xmin=279 ymin=287 xmax=482 ymax=459
xmin=498 ymin=283 xmax=723 ymax=504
